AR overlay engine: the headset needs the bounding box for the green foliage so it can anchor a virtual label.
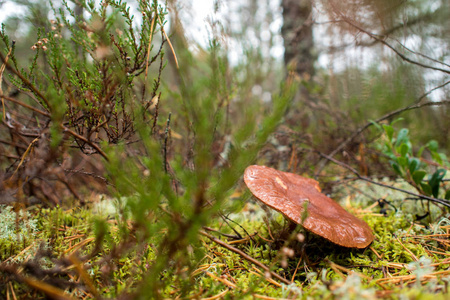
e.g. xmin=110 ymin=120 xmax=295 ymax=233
xmin=374 ymin=121 xmax=449 ymax=201
xmin=103 ymin=36 xmax=297 ymax=296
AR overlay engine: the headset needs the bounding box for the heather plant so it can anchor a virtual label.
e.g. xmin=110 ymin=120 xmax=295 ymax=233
xmin=0 ymin=0 xmax=168 ymax=204
xmin=0 ymin=0 xmax=296 ymax=297
xmin=102 ymin=39 xmax=296 ymax=296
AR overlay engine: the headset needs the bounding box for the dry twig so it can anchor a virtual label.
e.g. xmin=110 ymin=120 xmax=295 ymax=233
xmin=199 ymin=230 xmax=291 ymax=285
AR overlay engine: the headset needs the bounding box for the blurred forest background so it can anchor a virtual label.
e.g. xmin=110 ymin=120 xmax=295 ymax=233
xmin=0 ymin=0 xmax=449 ymax=298
xmin=0 ymin=0 xmax=449 ymax=203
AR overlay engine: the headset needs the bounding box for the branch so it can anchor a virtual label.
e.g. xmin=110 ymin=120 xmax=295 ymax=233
xmin=334 ymin=100 xmax=449 ymax=158
xmin=315 ymin=79 xmax=450 ymax=176
xmin=329 ymin=3 xmax=450 ymax=75
xmin=62 ymin=125 xmax=109 ymax=161
xmin=355 ymin=31 xmax=448 ymax=74
xmin=318 ymin=152 xmax=450 ymax=208
xmin=1 ymin=94 xmax=50 ymax=117
xmin=316 ymin=11 xmax=438 ymax=55
xmin=62 ymin=167 xmax=112 ymax=185
xmin=393 ymin=38 xmax=450 ymax=70
xmin=0 ymin=50 xmax=51 ymax=108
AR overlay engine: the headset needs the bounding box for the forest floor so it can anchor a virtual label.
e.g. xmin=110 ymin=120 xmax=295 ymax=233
xmin=1 ymin=178 xmax=450 ymax=299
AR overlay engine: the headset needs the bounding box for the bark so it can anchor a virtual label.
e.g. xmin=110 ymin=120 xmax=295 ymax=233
xmin=281 ymin=0 xmax=315 ymax=78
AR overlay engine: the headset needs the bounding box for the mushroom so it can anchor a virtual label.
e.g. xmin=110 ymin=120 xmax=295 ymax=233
xmin=244 ymin=165 xmax=374 ymax=248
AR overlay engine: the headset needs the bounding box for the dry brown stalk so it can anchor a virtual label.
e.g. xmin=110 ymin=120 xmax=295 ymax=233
xmin=61 ymin=126 xmax=108 ymax=161
xmin=201 ymin=289 xmax=229 ymax=300
xmin=2 ymin=242 xmax=37 ymax=264
xmin=253 ymin=294 xmax=290 ymax=300
xmin=9 ymin=137 xmax=40 ymax=180
xmin=199 ymin=230 xmax=292 ymax=285
xmin=374 ymin=269 xmax=450 ymax=285
xmin=68 ymin=254 xmax=100 ymax=299
xmin=291 ymin=257 xmax=303 ymax=283
xmin=228 ymin=236 xmax=252 ymax=245
xmin=191 ymin=263 xmax=226 ymax=277
xmin=63 ymin=237 xmax=95 ymax=255
xmin=325 ymin=259 xmax=371 ymax=280
xmin=251 ymin=266 xmax=283 ymax=287
xmin=8 ymin=281 xmax=18 ymax=300
xmin=370 ymin=246 xmax=382 ymax=259
xmin=204 ymin=271 xmax=237 ymax=289
xmin=145 ymin=12 xmax=157 ymax=80
xmin=0 ymin=42 xmax=14 ymax=119
xmin=158 ymin=15 xmax=179 ymax=69
xmin=1 ymin=94 xmax=50 ymax=117
xmin=22 ymin=276 xmax=75 ymax=300
xmin=395 ymin=236 xmax=419 ymax=261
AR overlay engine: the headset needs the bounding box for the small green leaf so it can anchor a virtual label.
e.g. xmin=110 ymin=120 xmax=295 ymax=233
xmin=412 ymin=170 xmax=427 ymax=185
xmin=390 ymin=161 xmax=403 ymax=175
xmin=408 ymin=158 xmax=420 ymax=174
xmin=395 ymin=128 xmax=409 ymax=147
xmin=398 ymin=143 xmax=409 ymax=157
xmin=384 ymin=142 xmax=395 ymax=157
xmin=398 ymin=156 xmax=408 ymax=168
xmin=428 ymin=169 xmax=446 ymax=198
xmin=382 ymin=124 xmax=394 ymax=141
xmin=432 ymin=152 xmax=444 ymax=165
xmin=417 ymin=145 xmax=426 ymax=158
xmin=445 ymin=190 xmax=450 ymax=200
xmin=427 ymin=140 xmax=438 ymax=152
xmin=421 ymin=183 xmax=432 ymax=196
xmin=391 ymin=117 xmax=404 ymax=126
xmin=370 ymin=120 xmax=382 ymax=131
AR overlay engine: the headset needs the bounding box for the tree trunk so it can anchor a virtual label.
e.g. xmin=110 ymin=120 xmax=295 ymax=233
xmin=281 ymin=0 xmax=314 ymax=79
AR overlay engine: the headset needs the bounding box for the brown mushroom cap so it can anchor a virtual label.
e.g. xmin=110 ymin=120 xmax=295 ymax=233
xmin=244 ymin=165 xmax=374 ymax=248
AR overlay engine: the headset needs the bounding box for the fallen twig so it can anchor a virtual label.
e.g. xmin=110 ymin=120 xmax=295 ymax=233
xmin=199 ymin=230 xmax=292 ymax=285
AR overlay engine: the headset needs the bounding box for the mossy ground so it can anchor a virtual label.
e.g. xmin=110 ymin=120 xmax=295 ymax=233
xmin=1 ymin=179 xmax=449 ymax=299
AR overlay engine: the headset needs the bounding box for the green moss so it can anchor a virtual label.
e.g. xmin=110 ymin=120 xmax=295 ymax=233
xmin=1 ymin=178 xmax=450 ymax=299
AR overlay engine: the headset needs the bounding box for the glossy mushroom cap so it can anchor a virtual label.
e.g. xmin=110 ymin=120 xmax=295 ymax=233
xmin=244 ymin=165 xmax=374 ymax=248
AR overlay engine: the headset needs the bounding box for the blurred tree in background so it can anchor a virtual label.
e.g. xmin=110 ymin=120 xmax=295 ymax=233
xmin=0 ymin=0 xmax=448 ymax=213
xmin=168 ymin=0 xmax=449 ymax=177
xmin=310 ymin=0 xmax=449 ymax=155
xmin=281 ymin=0 xmax=314 ymax=81
xmin=271 ymin=0 xmax=449 ymax=177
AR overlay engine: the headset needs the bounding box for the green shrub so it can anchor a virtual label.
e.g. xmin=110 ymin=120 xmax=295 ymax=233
xmin=374 ymin=121 xmax=450 ymax=203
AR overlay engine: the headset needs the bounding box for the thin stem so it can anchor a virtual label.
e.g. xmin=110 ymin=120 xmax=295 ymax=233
xmin=315 ymin=78 xmax=450 ymax=176
xmin=62 ymin=125 xmax=109 ymax=161
xmin=0 ymin=51 xmax=51 ymax=108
